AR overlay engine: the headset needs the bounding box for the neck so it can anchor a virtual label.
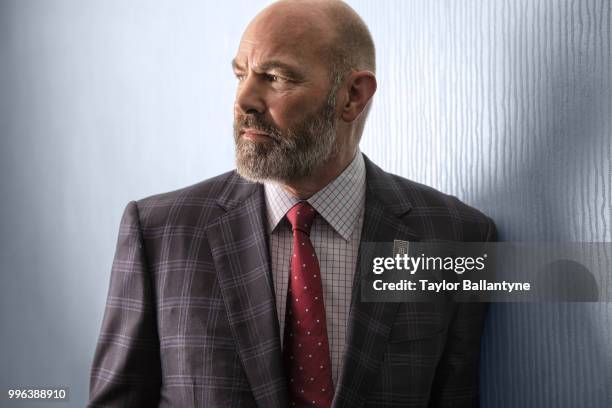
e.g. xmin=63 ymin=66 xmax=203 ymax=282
xmin=279 ymin=147 xmax=358 ymax=200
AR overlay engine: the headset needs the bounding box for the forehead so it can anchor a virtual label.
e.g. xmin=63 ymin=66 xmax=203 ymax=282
xmin=235 ymin=7 xmax=333 ymax=70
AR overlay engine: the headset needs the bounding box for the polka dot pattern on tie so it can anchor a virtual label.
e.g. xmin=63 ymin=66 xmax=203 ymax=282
xmin=283 ymin=201 xmax=333 ymax=408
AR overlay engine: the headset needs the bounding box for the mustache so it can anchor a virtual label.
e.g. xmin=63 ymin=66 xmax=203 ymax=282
xmin=235 ymin=114 xmax=281 ymax=141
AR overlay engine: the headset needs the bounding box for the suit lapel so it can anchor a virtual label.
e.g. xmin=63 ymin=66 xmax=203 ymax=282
xmin=205 ymin=173 xmax=288 ymax=408
xmin=332 ymin=156 xmax=422 ymax=408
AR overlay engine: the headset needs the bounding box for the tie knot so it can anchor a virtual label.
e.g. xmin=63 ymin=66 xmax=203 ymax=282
xmin=286 ymin=201 xmax=316 ymax=235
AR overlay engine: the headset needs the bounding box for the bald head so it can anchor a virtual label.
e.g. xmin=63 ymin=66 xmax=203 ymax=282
xmin=250 ymin=0 xmax=376 ymax=86
xmin=317 ymin=0 xmax=376 ymax=82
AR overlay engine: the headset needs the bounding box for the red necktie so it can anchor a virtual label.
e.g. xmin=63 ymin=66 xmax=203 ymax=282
xmin=283 ymin=201 xmax=334 ymax=408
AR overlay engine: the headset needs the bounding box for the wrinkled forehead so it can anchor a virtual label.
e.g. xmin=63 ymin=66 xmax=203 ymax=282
xmin=235 ymin=7 xmax=334 ymax=69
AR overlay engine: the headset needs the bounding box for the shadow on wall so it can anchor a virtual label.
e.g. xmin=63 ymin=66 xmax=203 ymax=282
xmin=477 ymin=1 xmax=612 ymax=406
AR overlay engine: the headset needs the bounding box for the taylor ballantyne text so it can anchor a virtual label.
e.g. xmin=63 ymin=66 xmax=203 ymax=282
xmin=372 ymin=279 xmax=531 ymax=293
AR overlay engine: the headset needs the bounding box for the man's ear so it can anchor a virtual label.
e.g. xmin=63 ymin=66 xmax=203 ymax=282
xmin=340 ymin=71 xmax=377 ymax=123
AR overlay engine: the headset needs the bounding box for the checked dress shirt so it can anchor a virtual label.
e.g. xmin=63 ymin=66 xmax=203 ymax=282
xmin=263 ymin=150 xmax=366 ymax=387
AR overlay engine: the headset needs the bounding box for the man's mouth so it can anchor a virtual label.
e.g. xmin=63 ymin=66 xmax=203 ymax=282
xmin=242 ymin=128 xmax=273 ymax=142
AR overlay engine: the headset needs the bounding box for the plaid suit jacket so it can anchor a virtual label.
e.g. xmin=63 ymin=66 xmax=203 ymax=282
xmin=89 ymin=155 xmax=497 ymax=408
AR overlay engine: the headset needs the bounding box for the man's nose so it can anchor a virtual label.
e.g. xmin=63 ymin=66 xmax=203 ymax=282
xmin=234 ymin=75 xmax=266 ymax=115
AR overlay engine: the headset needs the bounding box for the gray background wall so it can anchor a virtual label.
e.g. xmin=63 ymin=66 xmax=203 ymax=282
xmin=1 ymin=0 xmax=610 ymax=407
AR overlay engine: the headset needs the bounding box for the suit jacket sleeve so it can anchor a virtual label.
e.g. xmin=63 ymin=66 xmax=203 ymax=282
xmin=428 ymin=217 xmax=498 ymax=408
xmin=88 ymin=201 xmax=162 ymax=407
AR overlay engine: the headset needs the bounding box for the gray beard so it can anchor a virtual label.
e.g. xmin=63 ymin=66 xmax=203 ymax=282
xmin=233 ymin=94 xmax=338 ymax=183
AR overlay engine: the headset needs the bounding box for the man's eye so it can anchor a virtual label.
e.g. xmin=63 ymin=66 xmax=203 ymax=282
xmin=234 ymin=74 xmax=246 ymax=81
xmin=265 ymin=74 xmax=282 ymax=82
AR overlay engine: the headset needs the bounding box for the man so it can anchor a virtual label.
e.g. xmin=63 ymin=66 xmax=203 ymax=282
xmin=88 ymin=0 xmax=497 ymax=407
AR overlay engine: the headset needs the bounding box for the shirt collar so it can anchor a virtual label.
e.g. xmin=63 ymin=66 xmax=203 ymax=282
xmin=263 ymin=150 xmax=366 ymax=241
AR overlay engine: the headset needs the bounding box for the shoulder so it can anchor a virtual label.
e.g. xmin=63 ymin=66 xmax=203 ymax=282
xmin=128 ymin=170 xmax=239 ymax=230
xmin=401 ymin=176 xmax=497 ymax=242
xmin=366 ymin=158 xmax=497 ymax=242
xmin=396 ymin=173 xmax=490 ymax=219
xmin=137 ymin=170 xmax=236 ymax=206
